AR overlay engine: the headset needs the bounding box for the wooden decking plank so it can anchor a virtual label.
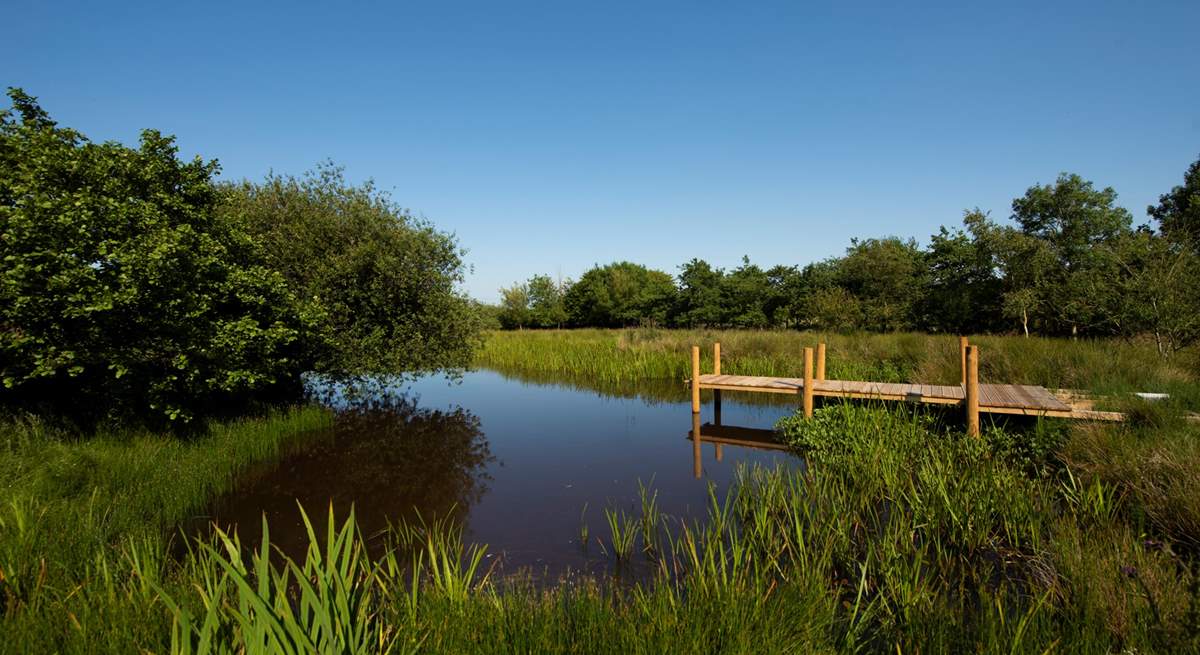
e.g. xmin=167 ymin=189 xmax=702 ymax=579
xmin=699 ymin=374 xmax=1078 ymax=414
xmin=1011 ymin=385 xmax=1039 ymax=410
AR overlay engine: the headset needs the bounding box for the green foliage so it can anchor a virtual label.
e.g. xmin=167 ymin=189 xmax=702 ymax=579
xmin=497 ymin=283 xmax=532 ymax=329
xmin=0 ymin=89 xmax=313 ymax=425
xmin=673 ymin=258 xmax=724 ymax=327
xmin=496 ymin=165 xmax=1199 ymax=345
xmin=718 ymin=256 xmax=773 ymax=328
xmin=1149 ymin=153 xmax=1200 ymax=254
xmin=922 ymin=211 xmax=1004 ymax=333
xmin=158 ymin=507 xmax=401 ymax=655
xmin=1010 ymin=173 xmax=1134 ymax=335
xmin=0 ymin=407 xmax=331 ymax=652
xmin=564 ymin=261 xmax=676 ymax=327
xmin=1086 ymin=230 xmax=1200 ymax=357
xmin=835 ymin=237 xmax=927 ymax=332
xmin=218 ymin=164 xmax=481 ymax=378
xmin=4 ymin=382 xmax=1200 ymax=652
xmin=497 ymin=274 xmax=568 ymax=329
xmin=478 ymin=328 xmax=1200 ymax=408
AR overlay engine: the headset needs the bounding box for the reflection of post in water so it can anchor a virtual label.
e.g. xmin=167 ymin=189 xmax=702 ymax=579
xmin=688 ymin=416 xmax=790 ymax=479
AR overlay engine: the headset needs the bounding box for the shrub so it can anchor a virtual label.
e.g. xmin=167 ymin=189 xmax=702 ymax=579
xmin=0 ymin=89 xmax=314 ymax=425
xmin=218 ymin=163 xmax=482 ymax=378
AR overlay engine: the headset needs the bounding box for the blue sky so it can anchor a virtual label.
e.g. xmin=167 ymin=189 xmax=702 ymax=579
xmin=8 ymin=1 xmax=1199 ymax=301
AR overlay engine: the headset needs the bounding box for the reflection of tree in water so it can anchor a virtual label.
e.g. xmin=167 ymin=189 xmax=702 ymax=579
xmin=193 ymin=394 xmax=493 ymax=560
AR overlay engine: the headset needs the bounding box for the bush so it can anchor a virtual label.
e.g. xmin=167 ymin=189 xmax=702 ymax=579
xmin=218 ymin=164 xmax=482 ymax=377
xmin=0 ymin=89 xmax=314 ymax=425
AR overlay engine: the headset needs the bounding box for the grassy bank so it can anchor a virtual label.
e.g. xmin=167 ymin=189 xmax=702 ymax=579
xmin=4 ymin=328 xmax=1199 ymax=653
xmin=0 ymin=407 xmax=332 ymax=652
xmin=37 ymin=402 xmax=1199 ymax=653
xmin=477 ymin=328 xmax=1200 ymax=407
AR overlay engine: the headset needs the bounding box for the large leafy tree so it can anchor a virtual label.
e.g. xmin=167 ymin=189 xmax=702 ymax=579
xmin=1010 ymin=173 xmax=1132 ymax=335
xmin=673 ymin=259 xmax=724 ymax=328
xmin=1087 ymin=230 xmax=1200 ymax=358
xmin=837 ymin=237 xmax=927 ymax=332
xmin=764 ymin=265 xmax=803 ymax=328
xmin=497 ymin=283 xmax=532 ymax=329
xmin=219 ymin=164 xmax=482 ymax=377
xmin=921 ymin=210 xmax=1004 ymax=334
xmin=1149 ymin=154 xmax=1200 ymax=253
xmin=564 ymin=262 xmax=676 ymax=327
xmin=719 ymin=256 xmax=771 ymax=328
xmin=527 ymin=274 xmax=569 ymax=328
xmin=0 ymin=89 xmax=313 ymax=425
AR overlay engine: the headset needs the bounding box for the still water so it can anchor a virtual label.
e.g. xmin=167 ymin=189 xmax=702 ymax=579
xmin=192 ymin=369 xmax=801 ymax=580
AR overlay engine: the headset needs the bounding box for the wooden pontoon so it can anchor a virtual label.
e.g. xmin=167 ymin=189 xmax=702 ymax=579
xmin=688 ymin=339 xmax=1123 ymax=437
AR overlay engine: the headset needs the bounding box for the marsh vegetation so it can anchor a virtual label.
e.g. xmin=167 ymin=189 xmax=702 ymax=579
xmin=3 ymin=89 xmax=1200 ymax=652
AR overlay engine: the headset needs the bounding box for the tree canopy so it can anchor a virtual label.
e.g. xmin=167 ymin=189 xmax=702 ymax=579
xmin=495 ymin=166 xmax=1200 ymax=357
xmin=218 ymin=165 xmax=480 ymax=377
xmin=1 ymin=89 xmax=481 ymax=426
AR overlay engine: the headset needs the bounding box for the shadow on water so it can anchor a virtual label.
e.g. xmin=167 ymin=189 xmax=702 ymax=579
xmin=184 ymin=370 xmax=801 ymax=583
xmin=184 ymin=393 xmax=494 ymax=560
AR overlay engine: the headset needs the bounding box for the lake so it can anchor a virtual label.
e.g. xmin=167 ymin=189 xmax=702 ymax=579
xmin=190 ymin=369 xmax=802 ymax=581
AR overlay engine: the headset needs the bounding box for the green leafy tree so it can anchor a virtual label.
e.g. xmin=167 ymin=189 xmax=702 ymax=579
xmin=219 ymin=164 xmax=481 ymax=377
xmin=497 ymin=283 xmax=532 ymax=329
xmin=719 ymin=256 xmax=771 ymax=328
xmin=837 ymin=237 xmax=927 ymax=331
xmin=527 ymin=274 xmax=569 ymax=328
xmin=1088 ymin=230 xmax=1200 ymax=358
xmin=807 ymin=286 xmax=862 ymax=333
xmin=0 ymin=89 xmax=313 ymax=425
xmin=764 ymin=265 xmax=804 ymax=328
xmin=565 ymin=262 xmax=676 ymax=327
xmin=921 ymin=210 xmax=1004 ymax=334
xmin=1011 ymin=173 xmax=1133 ymax=335
xmin=794 ymin=259 xmax=847 ymax=330
xmin=1149 ymin=154 xmax=1200 ymax=253
xmin=673 ymin=259 xmax=724 ymax=328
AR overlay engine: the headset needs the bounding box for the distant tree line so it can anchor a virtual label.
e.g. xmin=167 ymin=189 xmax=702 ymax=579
xmin=495 ymin=165 xmax=1200 ymax=358
xmin=1 ymin=89 xmax=480 ymax=427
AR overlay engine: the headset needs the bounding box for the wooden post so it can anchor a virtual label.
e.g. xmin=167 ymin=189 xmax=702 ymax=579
xmin=691 ymin=346 xmax=701 ymax=413
xmin=816 ymin=342 xmax=826 ymax=381
xmin=715 ymin=444 xmax=724 ymax=462
xmin=803 ymin=347 xmax=814 ymax=418
xmin=712 ymin=342 xmax=722 ymax=421
xmin=959 ymin=336 xmax=969 ymax=386
xmin=691 ymin=411 xmax=702 ymax=479
xmin=966 ymin=345 xmax=980 ymax=437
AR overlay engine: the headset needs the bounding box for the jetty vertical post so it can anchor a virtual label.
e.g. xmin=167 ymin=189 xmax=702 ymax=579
xmin=691 ymin=346 xmax=701 ymax=413
xmin=691 ymin=411 xmax=702 ymax=479
xmin=816 ymin=342 xmax=826 ymax=381
xmin=803 ymin=347 xmax=815 ymax=418
xmin=712 ymin=342 xmax=722 ymax=423
xmin=966 ymin=345 xmax=980 ymax=437
xmin=959 ymin=336 xmax=969 ymax=386
xmin=715 ymin=444 xmax=723 ymax=462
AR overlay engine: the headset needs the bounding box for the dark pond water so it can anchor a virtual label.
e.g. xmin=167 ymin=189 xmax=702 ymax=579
xmin=190 ymin=369 xmax=802 ymax=580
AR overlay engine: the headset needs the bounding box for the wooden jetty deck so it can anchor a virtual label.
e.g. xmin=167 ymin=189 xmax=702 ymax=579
xmin=696 ymin=374 xmax=1074 ymax=416
xmin=689 ymin=339 xmax=1121 ymax=436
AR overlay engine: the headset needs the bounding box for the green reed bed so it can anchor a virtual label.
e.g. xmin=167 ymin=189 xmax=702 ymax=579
xmin=0 ymin=406 xmax=332 ymax=653
xmin=478 ymin=328 xmax=1200 ymax=407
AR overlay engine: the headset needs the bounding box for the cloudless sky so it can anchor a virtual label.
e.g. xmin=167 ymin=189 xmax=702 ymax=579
xmin=8 ymin=1 xmax=1199 ymax=301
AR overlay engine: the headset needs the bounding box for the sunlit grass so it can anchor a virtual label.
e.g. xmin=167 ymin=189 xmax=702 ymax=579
xmin=477 ymin=328 xmax=1200 ymax=407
